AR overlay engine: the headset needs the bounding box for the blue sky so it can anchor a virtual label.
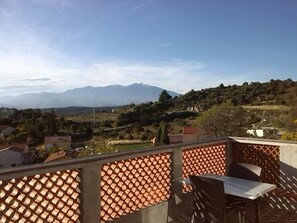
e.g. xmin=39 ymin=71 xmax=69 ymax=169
xmin=0 ymin=0 xmax=296 ymax=96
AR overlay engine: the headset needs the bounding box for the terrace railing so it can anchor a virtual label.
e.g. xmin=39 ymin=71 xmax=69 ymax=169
xmin=0 ymin=137 xmax=296 ymax=223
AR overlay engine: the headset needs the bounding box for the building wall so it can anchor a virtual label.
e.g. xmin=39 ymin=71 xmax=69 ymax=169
xmin=266 ymin=144 xmax=297 ymax=211
xmin=45 ymin=143 xmax=54 ymax=150
xmin=168 ymin=135 xmax=183 ymax=144
xmin=45 ymin=142 xmax=71 ymax=150
xmin=0 ymin=127 xmax=15 ymax=139
xmin=280 ymin=145 xmax=297 ymax=191
xmin=183 ymin=134 xmax=197 ymax=142
xmin=0 ymin=150 xmax=22 ymax=168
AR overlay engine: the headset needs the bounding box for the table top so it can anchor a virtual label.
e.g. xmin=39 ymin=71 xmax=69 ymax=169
xmin=181 ymin=173 xmax=277 ymax=200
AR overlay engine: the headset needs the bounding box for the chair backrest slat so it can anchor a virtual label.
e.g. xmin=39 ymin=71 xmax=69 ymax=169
xmin=190 ymin=175 xmax=225 ymax=223
xmin=228 ymin=163 xmax=262 ymax=182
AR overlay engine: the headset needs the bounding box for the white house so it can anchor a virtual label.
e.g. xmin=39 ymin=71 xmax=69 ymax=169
xmin=44 ymin=136 xmax=71 ymax=150
xmin=0 ymin=144 xmax=29 ymax=168
xmin=0 ymin=125 xmax=15 ymax=139
xmin=247 ymin=129 xmax=264 ymax=137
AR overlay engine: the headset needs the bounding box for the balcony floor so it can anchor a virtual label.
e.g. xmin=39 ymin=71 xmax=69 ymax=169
xmin=171 ymin=204 xmax=297 ymax=223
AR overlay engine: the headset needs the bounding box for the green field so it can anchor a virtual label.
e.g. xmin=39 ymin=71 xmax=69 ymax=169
xmin=242 ymin=105 xmax=290 ymax=111
xmin=115 ymin=142 xmax=152 ymax=151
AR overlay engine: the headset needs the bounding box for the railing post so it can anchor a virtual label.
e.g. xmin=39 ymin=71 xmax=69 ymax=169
xmin=80 ymin=161 xmax=101 ymax=223
xmin=172 ymin=146 xmax=183 ymax=184
xmin=227 ymin=138 xmax=233 ymax=171
xmin=169 ymin=146 xmax=185 ymax=220
xmin=173 ymin=145 xmax=183 ymax=199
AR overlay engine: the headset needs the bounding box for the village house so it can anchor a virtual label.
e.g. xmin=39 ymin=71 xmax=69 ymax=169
xmin=247 ymin=129 xmax=264 ymax=137
xmin=44 ymin=136 xmax=71 ymax=151
xmin=0 ymin=125 xmax=15 ymax=139
xmin=152 ymin=126 xmax=198 ymax=146
xmin=0 ymin=144 xmax=31 ymax=168
xmin=182 ymin=126 xmax=198 ymax=142
xmin=247 ymin=127 xmax=279 ymax=138
xmin=168 ymin=134 xmax=183 ymax=144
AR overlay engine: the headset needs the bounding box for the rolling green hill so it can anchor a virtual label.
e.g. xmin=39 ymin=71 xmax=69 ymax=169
xmin=172 ymin=79 xmax=297 ymax=111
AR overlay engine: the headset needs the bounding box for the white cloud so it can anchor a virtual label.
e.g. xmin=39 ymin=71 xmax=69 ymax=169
xmin=84 ymin=60 xmax=207 ymax=92
xmin=0 ymin=0 xmax=252 ymax=97
xmin=0 ymin=13 xmax=245 ymax=97
xmin=0 ymin=52 xmax=213 ymax=96
xmin=11 ymin=78 xmax=52 ymax=82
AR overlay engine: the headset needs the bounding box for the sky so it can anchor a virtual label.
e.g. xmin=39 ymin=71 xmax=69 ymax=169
xmin=0 ymin=0 xmax=297 ymax=96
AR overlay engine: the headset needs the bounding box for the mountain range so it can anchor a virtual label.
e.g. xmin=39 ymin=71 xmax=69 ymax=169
xmin=0 ymin=83 xmax=180 ymax=109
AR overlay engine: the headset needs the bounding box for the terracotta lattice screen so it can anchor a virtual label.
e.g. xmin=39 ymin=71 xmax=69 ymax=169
xmin=0 ymin=169 xmax=81 ymax=223
xmin=232 ymin=142 xmax=280 ymax=185
xmin=100 ymin=152 xmax=172 ymax=221
xmin=182 ymin=143 xmax=228 ymax=192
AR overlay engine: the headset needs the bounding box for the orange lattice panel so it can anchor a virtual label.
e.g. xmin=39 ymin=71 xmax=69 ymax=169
xmin=0 ymin=169 xmax=81 ymax=223
xmin=182 ymin=143 xmax=228 ymax=192
xmin=100 ymin=153 xmax=172 ymax=221
xmin=232 ymin=142 xmax=280 ymax=185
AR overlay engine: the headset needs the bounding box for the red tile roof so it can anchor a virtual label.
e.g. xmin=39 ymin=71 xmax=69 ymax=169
xmin=182 ymin=127 xmax=198 ymax=134
xmin=44 ymin=150 xmax=67 ymax=163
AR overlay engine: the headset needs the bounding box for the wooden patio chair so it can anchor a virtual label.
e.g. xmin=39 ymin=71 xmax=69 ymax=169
xmin=190 ymin=175 xmax=242 ymax=223
xmin=227 ymin=162 xmax=262 ymax=223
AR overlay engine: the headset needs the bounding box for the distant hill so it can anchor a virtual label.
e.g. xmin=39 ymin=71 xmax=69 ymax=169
xmin=110 ymin=79 xmax=296 ymax=128
xmin=0 ymin=83 xmax=180 ymax=109
xmin=42 ymin=106 xmax=118 ymax=115
xmin=172 ymin=78 xmax=297 ymax=111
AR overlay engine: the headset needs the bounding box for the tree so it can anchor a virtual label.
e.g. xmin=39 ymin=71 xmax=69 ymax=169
xmin=154 ymin=121 xmax=169 ymax=146
xmin=116 ymin=111 xmax=137 ymax=126
xmin=279 ymin=107 xmax=297 ymax=141
xmin=158 ymin=90 xmax=172 ymax=103
xmin=32 ymin=148 xmax=49 ymax=163
xmin=44 ymin=109 xmax=59 ymax=135
xmin=85 ymin=126 xmax=93 ymax=137
xmin=78 ymin=138 xmax=118 ymax=157
xmin=280 ymin=131 xmax=297 ymax=141
xmin=25 ymin=122 xmax=38 ymax=138
xmin=155 ymin=127 xmax=162 ymax=146
xmin=160 ymin=122 xmax=169 ymax=145
xmin=197 ymin=102 xmax=250 ymax=137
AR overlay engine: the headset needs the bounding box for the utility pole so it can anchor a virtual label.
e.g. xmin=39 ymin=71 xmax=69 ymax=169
xmin=93 ymin=108 xmax=95 ymax=127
